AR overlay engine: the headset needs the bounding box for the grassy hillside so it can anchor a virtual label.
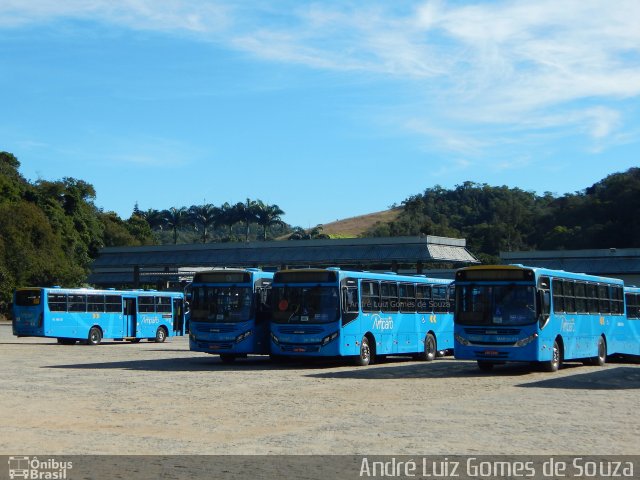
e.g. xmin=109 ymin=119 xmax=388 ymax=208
xmin=318 ymin=208 xmax=402 ymax=238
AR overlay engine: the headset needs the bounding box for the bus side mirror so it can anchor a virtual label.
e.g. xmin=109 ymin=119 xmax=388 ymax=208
xmin=341 ymin=287 xmax=348 ymax=313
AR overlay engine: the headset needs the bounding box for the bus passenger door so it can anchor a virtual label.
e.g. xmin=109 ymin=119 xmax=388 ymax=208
xmin=172 ymin=298 xmax=184 ymax=335
xmin=124 ymin=297 xmax=137 ymax=337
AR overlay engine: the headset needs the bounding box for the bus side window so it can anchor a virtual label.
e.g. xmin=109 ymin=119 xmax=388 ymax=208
xmin=48 ymin=294 xmax=68 ymax=312
xmin=432 ymin=286 xmax=448 ymax=313
xmin=361 ymin=281 xmax=379 ymax=312
xmin=380 ymin=282 xmax=398 ymax=313
xmin=552 ymin=279 xmax=564 ymax=313
xmin=416 ymin=285 xmax=431 ymax=313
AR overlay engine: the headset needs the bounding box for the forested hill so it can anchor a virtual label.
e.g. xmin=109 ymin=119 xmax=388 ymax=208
xmin=366 ymin=168 xmax=640 ymax=263
xmin=1 ymin=147 xmax=639 ymax=313
xmin=0 ymin=151 xmax=291 ymax=310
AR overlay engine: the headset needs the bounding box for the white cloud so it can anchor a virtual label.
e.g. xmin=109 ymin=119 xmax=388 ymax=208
xmin=3 ymin=0 xmax=640 ymax=154
xmin=0 ymin=0 xmax=229 ymax=33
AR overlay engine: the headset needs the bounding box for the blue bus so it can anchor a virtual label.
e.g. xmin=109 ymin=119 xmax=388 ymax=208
xmin=622 ymin=286 xmax=640 ymax=356
xmin=269 ymin=268 xmax=454 ymax=365
xmin=453 ymin=264 xmax=633 ymax=372
xmin=12 ymin=287 xmax=187 ymax=345
xmin=188 ymin=269 xmax=273 ymax=362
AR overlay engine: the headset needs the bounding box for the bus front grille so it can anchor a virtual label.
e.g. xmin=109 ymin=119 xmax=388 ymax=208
xmin=465 ymin=327 xmax=521 ymax=335
xmin=474 ymin=350 xmax=510 ymax=359
xmin=281 ymin=345 xmax=321 ymax=353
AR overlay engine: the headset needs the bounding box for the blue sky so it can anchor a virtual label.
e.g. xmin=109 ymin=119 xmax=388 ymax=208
xmin=1 ymin=1 xmax=639 ymax=228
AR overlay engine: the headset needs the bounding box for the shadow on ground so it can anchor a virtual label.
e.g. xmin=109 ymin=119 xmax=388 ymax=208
xmin=516 ymin=366 xmax=640 ymax=390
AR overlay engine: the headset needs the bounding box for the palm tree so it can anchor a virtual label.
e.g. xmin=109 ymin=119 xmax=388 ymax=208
xmin=216 ymin=202 xmax=241 ymax=240
xmin=142 ymin=208 xmax=166 ymax=231
xmin=189 ymin=203 xmax=218 ymax=244
xmin=163 ymin=206 xmax=188 ymax=244
xmin=256 ymin=202 xmax=285 ymax=240
xmin=233 ymin=198 xmax=260 ymax=242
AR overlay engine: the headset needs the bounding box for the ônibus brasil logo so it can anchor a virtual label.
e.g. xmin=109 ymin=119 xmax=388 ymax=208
xmin=8 ymin=456 xmax=73 ymax=479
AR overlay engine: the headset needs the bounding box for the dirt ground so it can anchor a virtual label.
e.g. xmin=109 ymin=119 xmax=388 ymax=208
xmin=1 ymin=323 xmax=639 ymax=455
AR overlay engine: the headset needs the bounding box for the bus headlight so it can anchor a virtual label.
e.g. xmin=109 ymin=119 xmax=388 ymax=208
xmin=235 ymin=330 xmax=252 ymax=343
xmin=321 ymin=331 xmax=339 ymax=346
xmin=270 ymin=332 xmax=280 ymax=345
xmin=514 ymin=333 xmax=538 ymax=347
xmin=455 ymin=334 xmax=470 ymax=346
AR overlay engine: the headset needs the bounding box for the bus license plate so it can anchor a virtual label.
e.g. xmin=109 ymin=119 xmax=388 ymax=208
xmin=293 ymin=347 xmax=306 ymax=352
xmin=483 ymin=350 xmax=499 ymax=356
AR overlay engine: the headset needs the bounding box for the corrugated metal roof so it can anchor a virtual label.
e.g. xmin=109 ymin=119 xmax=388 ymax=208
xmin=89 ymin=236 xmax=478 ymax=285
xmin=92 ymin=236 xmax=477 ymax=269
xmin=501 ymin=248 xmax=640 ymax=275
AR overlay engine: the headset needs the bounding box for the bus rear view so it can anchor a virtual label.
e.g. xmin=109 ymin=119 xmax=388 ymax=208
xmin=12 ymin=288 xmax=45 ymax=337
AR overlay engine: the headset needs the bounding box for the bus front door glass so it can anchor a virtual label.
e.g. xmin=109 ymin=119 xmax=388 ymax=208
xmin=124 ymin=298 xmax=137 ymax=337
xmin=173 ymin=298 xmax=184 ymax=334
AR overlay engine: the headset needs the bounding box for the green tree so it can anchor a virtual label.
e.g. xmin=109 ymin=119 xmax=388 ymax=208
xmin=255 ymin=202 xmax=285 ymax=241
xmin=99 ymin=211 xmax=141 ymax=247
xmin=163 ymin=207 xmax=189 ymax=244
xmin=233 ymin=199 xmax=261 ymax=242
xmin=0 ymin=201 xmax=85 ymax=300
xmin=189 ymin=203 xmax=218 ymax=244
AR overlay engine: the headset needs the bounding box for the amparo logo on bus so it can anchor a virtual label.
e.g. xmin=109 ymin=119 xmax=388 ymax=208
xmin=372 ymin=315 xmax=393 ymax=331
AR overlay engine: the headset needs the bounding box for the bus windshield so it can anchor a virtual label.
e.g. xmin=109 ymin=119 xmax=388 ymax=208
xmin=15 ymin=289 xmax=42 ymax=307
xmin=456 ymin=284 xmax=537 ymax=326
xmin=272 ymin=286 xmax=339 ymax=324
xmin=189 ymin=286 xmax=253 ymax=323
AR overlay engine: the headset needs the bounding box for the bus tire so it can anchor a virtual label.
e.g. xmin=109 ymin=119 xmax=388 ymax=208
xmin=425 ymin=333 xmax=437 ymax=361
xmin=154 ymin=327 xmax=167 ymax=343
xmin=591 ymin=336 xmax=607 ymax=366
xmin=542 ymin=339 xmax=561 ymax=372
xmin=416 ymin=333 xmax=437 ymax=361
xmin=355 ymin=336 xmax=373 ymax=366
xmin=477 ymin=361 xmax=494 ymax=372
xmin=87 ymin=327 xmax=102 ymax=346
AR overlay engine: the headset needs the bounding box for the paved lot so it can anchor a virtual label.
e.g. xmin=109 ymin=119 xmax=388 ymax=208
xmin=1 ymin=323 xmax=639 ymax=455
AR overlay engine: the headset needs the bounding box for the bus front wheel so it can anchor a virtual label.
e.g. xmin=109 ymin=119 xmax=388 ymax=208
xmin=87 ymin=327 xmax=102 ymax=346
xmin=542 ymin=340 xmax=561 ymax=372
xmin=154 ymin=327 xmax=167 ymax=343
xmin=355 ymin=336 xmax=373 ymax=366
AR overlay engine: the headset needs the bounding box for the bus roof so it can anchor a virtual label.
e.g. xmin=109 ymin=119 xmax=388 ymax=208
xmin=274 ymin=268 xmax=452 ymax=285
xmin=14 ymin=287 xmax=184 ymax=296
xmin=456 ymin=264 xmax=624 ymax=286
xmin=191 ymin=268 xmax=274 ymax=284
